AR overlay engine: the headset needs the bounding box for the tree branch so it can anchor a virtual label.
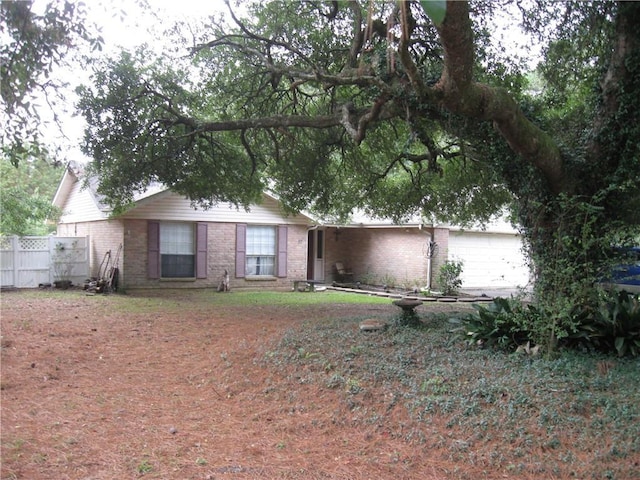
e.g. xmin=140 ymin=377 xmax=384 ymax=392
xmin=340 ymin=94 xmax=392 ymax=144
xmin=589 ymin=2 xmax=638 ymax=168
xmin=223 ymin=0 xmax=314 ymax=67
xmin=346 ymin=0 xmax=364 ymax=69
xmin=397 ymin=0 xmax=427 ymax=96
xmin=432 ymin=0 xmax=567 ymax=194
xmin=152 ymin=103 xmax=400 ymax=141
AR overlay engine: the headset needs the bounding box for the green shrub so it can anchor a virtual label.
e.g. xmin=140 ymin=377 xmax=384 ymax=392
xmin=358 ymin=271 xmax=378 ymax=286
xmin=380 ymin=273 xmax=397 ymax=288
xmin=450 ymin=297 xmax=534 ymax=351
xmin=570 ymin=291 xmax=640 ymax=357
xmin=438 ymin=260 xmax=464 ymax=296
xmin=453 ymin=292 xmax=640 ymax=358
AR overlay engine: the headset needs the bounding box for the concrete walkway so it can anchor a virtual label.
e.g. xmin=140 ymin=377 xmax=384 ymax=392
xmin=460 ymin=287 xmax=532 ymax=299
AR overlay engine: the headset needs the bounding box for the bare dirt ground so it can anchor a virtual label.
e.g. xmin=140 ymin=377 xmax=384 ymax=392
xmin=1 ymin=289 xmax=638 ymax=479
xmin=1 ymin=289 xmax=466 ymax=480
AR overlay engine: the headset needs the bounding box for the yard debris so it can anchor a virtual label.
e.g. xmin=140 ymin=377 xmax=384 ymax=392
xmin=515 ymin=341 xmax=540 ymax=356
xmin=217 ymin=269 xmax=230 ymax=292
xmin=85 ymin=244 xmax=122 ymax=294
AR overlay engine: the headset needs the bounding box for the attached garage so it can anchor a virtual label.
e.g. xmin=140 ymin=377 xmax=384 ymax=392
xmin=448 ymin=231 xmax=530 ymax=288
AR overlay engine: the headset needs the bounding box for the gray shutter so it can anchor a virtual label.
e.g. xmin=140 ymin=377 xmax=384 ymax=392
xmin=147 ymin=221 xmax=160 ymax=279
xmin=235 ymin=224 xmax=246 ymax=278
xmin=196 ymin=222 xmax=208 ymax=279
xmin=277 ymin=225 xmax=288 ymax=278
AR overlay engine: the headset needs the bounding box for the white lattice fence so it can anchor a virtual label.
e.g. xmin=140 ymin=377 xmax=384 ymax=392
xmin=0 ymin=236 xmax=90 ymax=288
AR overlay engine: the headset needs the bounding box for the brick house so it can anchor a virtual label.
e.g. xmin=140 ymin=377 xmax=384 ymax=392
xmin=52 ymin=163 xmax=530 ymax=291
xmin=317 ymin=214 xmax=530 ymax=291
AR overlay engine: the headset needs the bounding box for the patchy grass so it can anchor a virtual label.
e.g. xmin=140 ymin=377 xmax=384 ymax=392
xmin=9 ymin=288 xmax=391 ymax=312
xmin=264 ymin=313 xmax=640 ymax=479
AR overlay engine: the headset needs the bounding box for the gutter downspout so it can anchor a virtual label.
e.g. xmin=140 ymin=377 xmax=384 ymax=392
xmin=421 ymin=224 xmax=433 ymax=290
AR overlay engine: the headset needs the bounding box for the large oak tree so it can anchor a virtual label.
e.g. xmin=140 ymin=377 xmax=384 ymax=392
xmin=77 ymin=0 xmax=640 ymax=344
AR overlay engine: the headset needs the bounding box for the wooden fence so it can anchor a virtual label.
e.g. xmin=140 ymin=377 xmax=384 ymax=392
xmin=0 ymin=236 xmax=90 ymax=288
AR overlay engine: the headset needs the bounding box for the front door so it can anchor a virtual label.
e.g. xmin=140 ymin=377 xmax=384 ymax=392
xmin=307 ymin=229 xmax=325 ymax=281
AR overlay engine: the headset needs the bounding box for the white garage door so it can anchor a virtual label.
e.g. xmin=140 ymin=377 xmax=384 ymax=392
xmin=448 ymin=232 xmax=530 ymax=288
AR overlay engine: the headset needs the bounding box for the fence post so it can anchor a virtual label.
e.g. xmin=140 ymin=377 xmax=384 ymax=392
xmin=85 ymin=235 xmax=90 ymax=278
xmin=49 ymin=235 xmax=56 ymax=284
xmin=12 ymin=236 xmax=18 ymax=288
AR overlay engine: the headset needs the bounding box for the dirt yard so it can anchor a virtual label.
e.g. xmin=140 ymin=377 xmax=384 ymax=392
xmin=0 ymin=289 xmax=455 ymax=480
xmin=1 ymin=289 xmax=638 ymax=479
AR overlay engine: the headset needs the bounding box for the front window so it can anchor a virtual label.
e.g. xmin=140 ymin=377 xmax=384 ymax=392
xmin=160 ymin=222 xmax=194 ymax=277
xmin=246 ymin=226 xmax=275 ymax=276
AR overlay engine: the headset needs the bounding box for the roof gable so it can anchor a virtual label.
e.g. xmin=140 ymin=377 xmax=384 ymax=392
xmin=53 ymin=162 xmax=314 ymax=225
xmin=119 ymin=189 xmax=313 ymax=225
xmin=52 ymin=163 xmax=517 ymax=233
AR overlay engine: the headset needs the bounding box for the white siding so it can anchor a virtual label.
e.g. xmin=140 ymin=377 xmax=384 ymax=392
xmin=439 ymin=216 xmax=520 ymax=235
xmin=448 ymin=232 xmax=530 ymax=288
xmin=120 ymin=191 xmax=310 ymax=225
xmin=58 ymin=179 xmax=108 ymax=223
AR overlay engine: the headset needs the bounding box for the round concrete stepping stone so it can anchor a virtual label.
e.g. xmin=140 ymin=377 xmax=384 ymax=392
xmin=359 ymin=319 xmax=388 ymax=332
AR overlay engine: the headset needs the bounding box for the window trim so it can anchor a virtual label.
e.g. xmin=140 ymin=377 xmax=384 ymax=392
xmin=147 ymin=221 xmax=207 ymax=280
xmin=235 ymin=224 xmax=287 ymax=279
xmin=245 ymin=225 xmax=276 ymax=277
xmin=160 ymin=222 xmax=196 ymax=278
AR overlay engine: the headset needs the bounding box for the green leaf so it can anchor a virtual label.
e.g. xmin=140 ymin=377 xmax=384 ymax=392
xmin=420 ymin=0 xmax=447 ymax=26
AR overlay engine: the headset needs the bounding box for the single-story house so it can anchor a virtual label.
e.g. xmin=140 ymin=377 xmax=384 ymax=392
xmin=52 ymin=162 xmax=531 ymax=291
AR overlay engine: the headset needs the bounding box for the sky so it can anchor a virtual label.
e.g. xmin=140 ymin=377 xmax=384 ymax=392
xmin=40 ymin=0 xmax=231 ymax=161
xmin=86 ymin=0 xmax=229 ymax=51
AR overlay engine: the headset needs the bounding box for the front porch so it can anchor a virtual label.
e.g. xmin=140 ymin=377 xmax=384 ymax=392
xmin=307 ymin=225 xmax=436 ymax=289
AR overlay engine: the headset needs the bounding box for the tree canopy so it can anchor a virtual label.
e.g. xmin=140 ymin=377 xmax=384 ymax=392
xmin=76 ymin=0 xmax=640 ymax=347
xmin=0 ymin=157 xmax=62 ymax=236
xmin=1 ymin=0 xmax=102 ymax=163
xmin=76 ymin=0 xmax=639 ymax=222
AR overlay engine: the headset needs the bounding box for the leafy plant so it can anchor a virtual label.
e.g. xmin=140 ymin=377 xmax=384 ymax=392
xmin=450 ymin=297 xmax=534 ymax=351
xmin=357 ymin=271 xmax=378 ymax=286
xmin=437 ymin=260 xmax=464 ymax=296
xmin=454 ymin=290 xmax=640 ymax=358
xmin=571 ymin=291 xmax=640 ymax=357
xmin=51 ymin=240 xmax=78 ymax=286
xmin=136 ymin=458 xmax=153 ymax=474
xmin=380 ymin=273 xmax=397 ymax=289
xmin=520 ymin=192 xmax=640 ymax=354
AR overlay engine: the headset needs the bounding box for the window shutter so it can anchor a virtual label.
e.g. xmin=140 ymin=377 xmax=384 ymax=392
xmin=147 ymin=221 xmax=160 ymax=279
xmin=277 ymin=225 xmax=288 ymax=278
xmin=235 ymin=224 xmax=246 ymax=278
xmin=196 ymin=222 xmax=208 ymax=279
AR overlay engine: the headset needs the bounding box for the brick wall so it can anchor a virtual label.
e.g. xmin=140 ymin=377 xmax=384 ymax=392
xmin=122 ymin=220 xmax=308 ymax=290
xmin=122 ymin=219 xmax=147 ymax=288
xmin=57 ymin=220 xmax=450 ymax=291
xmin=323 ymin=228 xmax=351 ymax=281
xmin=325 ymin=227 xmax=432 ymax=288
xmin=429 ymin=227 xmax=450 ymax=290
